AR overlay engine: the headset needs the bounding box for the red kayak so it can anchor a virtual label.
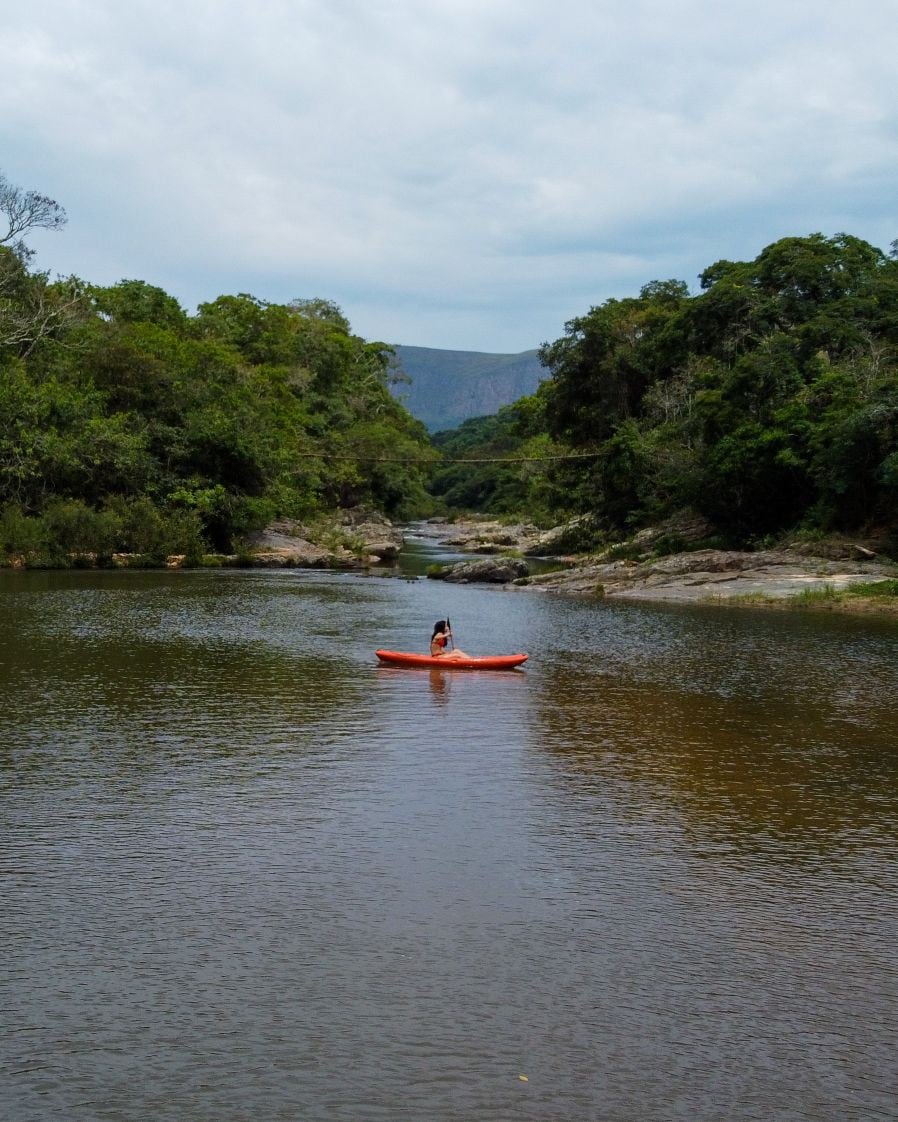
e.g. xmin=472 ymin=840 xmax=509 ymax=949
xmin=375 ymin=649 xmax=528 ymax=670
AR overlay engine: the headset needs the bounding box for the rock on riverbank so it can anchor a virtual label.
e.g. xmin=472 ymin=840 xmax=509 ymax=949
xmin=244 ymin=510 xmax=403 ymax=568
xmin=522 ymin=549 xmax=898 ymax=603
xmin=413 ymin=518 xmax=544 ymax=553
xmin=415 ymin=511 xmax=713 ymax=559
xmin=416 ymin=518 xmax=898 ymax=604
xmin=430 ymin=556 xmax=530 ymax=583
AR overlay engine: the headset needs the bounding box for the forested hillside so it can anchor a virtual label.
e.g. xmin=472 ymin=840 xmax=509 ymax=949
xmin=391 ymin=344 xmax=544 ymax=431
xmin=432 ymin=234 xmax=898 ymax=550
xmin=4 ymin=169 xmax=896 ymax=562
xmin=0 ymin=174 xmax=433 ymax=565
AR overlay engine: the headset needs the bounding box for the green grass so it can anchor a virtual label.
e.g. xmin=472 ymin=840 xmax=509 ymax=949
xmin=708 ymin=578 xmax=898 ymax=611
xmin=705 ymin=590 xmax=775 ymax=605
xmin=846 ymin=578 xmax=898 ymax=598
xmin=793 ymin=584 xmax=840 ymax=604
xmin=602 ymin=542 xmax=645 ymax=562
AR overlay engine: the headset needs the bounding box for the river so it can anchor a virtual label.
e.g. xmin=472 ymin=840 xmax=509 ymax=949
xmin=2 ymin=536 xmax=897 ymax=1121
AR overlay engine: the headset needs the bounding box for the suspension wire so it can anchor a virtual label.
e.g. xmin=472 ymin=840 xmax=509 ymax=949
xmin=291 ymin=451 xmax=600 ymax=464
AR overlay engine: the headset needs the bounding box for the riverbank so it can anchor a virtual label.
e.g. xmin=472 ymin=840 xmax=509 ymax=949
xmin=6 ymin=508 xmax=897 ymax=617
xmin=0 ymin=509 xmax=404 ymax=572
xmin=522 ymin=549 xmax=898 ymax=609
xmin=419 ymin=517 xmax=898 ymax=613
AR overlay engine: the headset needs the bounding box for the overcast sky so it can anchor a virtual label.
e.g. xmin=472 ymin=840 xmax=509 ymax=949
xmin=3 ymin=0 xmax=896 ymax=352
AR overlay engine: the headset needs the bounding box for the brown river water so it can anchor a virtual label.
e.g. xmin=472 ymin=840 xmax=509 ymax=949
xmin=2 ymin=535 xmax=897 ymax=1121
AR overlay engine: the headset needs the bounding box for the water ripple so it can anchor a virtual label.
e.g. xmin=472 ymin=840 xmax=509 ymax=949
xmin=2 ymin=568 xmax=897 ymax=1121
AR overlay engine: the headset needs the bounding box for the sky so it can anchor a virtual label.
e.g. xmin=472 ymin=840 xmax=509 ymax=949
xmin=3 ymin=0 xmax=896 ymax=352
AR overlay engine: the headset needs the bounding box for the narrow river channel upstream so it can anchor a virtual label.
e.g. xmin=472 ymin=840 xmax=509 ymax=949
xmin=3 ymin=534 xmax=897 ymax=1121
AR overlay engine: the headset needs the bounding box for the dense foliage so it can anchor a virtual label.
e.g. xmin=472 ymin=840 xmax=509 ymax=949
xmin=4 ymin=169 xmax=896 ymax=560
xmin=0 ymin=178 xmax=433 ymax=563
xmin=428 ymin=397 xmax=560 ymax=524
xmin=435 ymin=234 xmax=898 ymax=548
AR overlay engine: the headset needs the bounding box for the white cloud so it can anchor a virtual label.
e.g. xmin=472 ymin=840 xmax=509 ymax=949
xmin=3 ymin=0 xmax=896 ymax=349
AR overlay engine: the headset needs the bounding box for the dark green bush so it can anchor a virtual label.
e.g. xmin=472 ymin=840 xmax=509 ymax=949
xmin=0 ymin=505 xmax=47 ymax=558
xmin=112 ymin=497 xmax=205 ymax=563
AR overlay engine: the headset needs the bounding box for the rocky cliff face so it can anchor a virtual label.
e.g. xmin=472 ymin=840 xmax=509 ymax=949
xmin=390 ymin=345 xmax=545 ymax=431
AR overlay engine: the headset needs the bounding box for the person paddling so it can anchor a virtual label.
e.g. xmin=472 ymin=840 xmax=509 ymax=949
xmin=430 ymin=620 xmax=469 ymax=660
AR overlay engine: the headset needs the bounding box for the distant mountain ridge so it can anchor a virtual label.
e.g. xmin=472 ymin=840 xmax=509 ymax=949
xmin=390 ymin=344 xmax=546 ymax=432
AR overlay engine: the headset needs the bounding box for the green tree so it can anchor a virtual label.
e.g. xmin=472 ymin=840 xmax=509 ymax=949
xmin=536 ymin=234 xmax=898 ymax=543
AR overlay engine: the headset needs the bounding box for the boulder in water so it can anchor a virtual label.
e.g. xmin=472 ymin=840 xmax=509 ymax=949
xmin=431 ymin=557 xmax=529 ymax=583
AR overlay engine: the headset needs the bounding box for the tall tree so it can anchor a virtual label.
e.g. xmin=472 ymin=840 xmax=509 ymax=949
xmin=0 ymin=173 xmax=80 ymax=357
xmin=0 ymin=171 xmax=67 ymax=261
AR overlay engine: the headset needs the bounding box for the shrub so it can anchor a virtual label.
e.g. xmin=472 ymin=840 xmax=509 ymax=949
xmin=41 ymin=500 xmax=120 ymax=555
xmin=0 ymin=506 xmax=47 ymax=558
xmin=108 ymin=497 xmax=206 ymax=564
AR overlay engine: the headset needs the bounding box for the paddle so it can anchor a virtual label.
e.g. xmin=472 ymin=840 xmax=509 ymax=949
xmin=447 ymin=615 xmax=453 ymax=650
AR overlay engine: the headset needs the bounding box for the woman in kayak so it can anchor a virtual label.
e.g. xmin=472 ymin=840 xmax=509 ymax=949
xmin=430 ymin=620 xmax=469 ymax=659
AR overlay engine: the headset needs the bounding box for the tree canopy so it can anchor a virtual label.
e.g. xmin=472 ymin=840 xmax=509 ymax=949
xmin=0 ymin=172 xmax=434 ymax=563
xmin=432 ymin=234 xmax=898 ymax=548
xmin=3 ymin=170 xmax=896 ymax=560
xmin=535 ymin=233 xmax=898 ymax=542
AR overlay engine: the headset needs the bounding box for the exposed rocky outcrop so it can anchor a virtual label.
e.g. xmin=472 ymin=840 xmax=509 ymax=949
xmin=415 ymin=517 xmax=897 ymax=604
xmin=245 ymin=510 xmax=403 ymax=568
xmin=621 ymin=510 xmax=716 ymax=553
xmin=521 ymin=549 xmax=897 ymax=602
xmin=338 ymin=509 xmax=404 ymax=561
xmin=430 ymin=556 xmax=530 ymax=583
xmin=424 ymin=518 xmax=544 ymax=554
xmin=390 ymin=345 xmax=545 ymax=431
xmin=245 ymin=522 xmax=337 ymax=567
xmin=416 ymin=512 xmax=712 ymax=558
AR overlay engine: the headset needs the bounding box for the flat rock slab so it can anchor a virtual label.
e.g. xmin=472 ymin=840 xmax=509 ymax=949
xmin=616 ymin=570 xmax=891 ymax=602
xmin=526 ymin=549 xmax=897 ymax=602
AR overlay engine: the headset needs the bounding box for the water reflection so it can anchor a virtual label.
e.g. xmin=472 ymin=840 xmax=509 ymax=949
xmin=532 ymin=659 xmax=898 ymax=863
xmin=429 ymin=667 xmax=450 ymax=704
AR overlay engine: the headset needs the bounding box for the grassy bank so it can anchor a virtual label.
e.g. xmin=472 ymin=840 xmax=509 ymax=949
xmin=723 ymin=579 xmax=898 ymax=615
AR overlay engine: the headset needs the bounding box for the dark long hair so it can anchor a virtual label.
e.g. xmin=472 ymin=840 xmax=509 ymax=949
xmin=431 ymin=620 xmax=447 ymax=640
